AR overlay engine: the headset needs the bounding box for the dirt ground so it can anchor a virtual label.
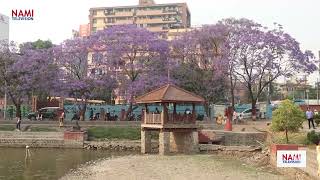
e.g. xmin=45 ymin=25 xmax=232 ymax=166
xmin=61 ymin=155 xmax=288 ymax=180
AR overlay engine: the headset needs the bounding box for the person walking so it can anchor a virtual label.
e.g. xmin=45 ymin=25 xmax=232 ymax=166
xmin=232 ymin=110 xmax=238 ymax=124
xmin=306 ymin=108 xmax=316 ymax=129
xmin=16 ymin=117 xmax=21 ymax=131
xmin=89 ymin=108 xmax=94 ymax=121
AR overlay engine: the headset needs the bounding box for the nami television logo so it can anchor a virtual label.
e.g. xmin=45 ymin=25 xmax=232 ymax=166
xmin=277 ymin=150 xmax=306 ymax=167
xmin=12 ymin=9 xmax=34 ymax=20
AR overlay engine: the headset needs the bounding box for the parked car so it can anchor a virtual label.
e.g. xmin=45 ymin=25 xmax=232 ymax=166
xmin=27 ymin=107 xmax=63 ymax=120
xmin=238 ymin=108 xmax=260 ymax=120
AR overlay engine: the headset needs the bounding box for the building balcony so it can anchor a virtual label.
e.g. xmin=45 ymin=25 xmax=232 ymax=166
xmin=136 ymin=9 xmax=177 ymax=16
xmin=136 ymin=18 xmax=176 ymax=24
xmin=106 ymin=11 xmax=134 ymax=17
xmin=115 ymin=19 xmax=134 ymax=24
xmin=146 ymin=26 xmax=168 ymax=32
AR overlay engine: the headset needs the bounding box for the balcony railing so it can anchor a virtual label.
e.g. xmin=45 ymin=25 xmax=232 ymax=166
xmin=168 ymin=113 xmax=194 ymax=124
xmin=143 ymin=112 xmax=195 ymax=125
xmin=144 ymin=113 xmax=162 ymax=124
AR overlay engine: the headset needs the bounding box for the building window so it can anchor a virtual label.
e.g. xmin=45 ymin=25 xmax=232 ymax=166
xmin=92 ymin=27 xmax=97 ymax=32
xmin=93 ymin=19 xmax=97 ymax=24
xmin=93 ymin=10 xmax=97 ymax=15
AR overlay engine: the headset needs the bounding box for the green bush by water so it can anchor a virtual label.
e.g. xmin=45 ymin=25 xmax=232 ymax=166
xmin=30 ymin=127 xmax=57 ymax=132
xmin=0 ymin=125 xmax=15 ymax=131
xmin=88 ymin=127 xmax=141 ymax=140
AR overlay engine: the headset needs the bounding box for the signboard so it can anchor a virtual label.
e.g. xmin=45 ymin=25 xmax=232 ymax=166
xmin=277 ymin=150 xmax=306 ymax=167
xmin=258 ymin=102 xmax=267 ymax=113
xmin=213 ymin=105 xmax=226 ymax=118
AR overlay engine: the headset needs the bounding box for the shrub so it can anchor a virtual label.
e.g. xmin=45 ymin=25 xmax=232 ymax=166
xmin=271 ymin=99 xmax=305 ymax=143
xmin=314 ymin=114 xmax=320 ymax=126
xmin=87 ymin=127 xmax=141 ymax=140
xmin=307 ymin=130 xmax=320 ymax=145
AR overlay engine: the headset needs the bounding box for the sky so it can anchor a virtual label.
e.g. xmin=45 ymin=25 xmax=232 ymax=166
xmin=0 ymin=0 xmax=320 ymax=81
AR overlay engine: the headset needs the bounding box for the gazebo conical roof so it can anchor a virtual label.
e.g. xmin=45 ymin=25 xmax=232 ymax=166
xmin=135 ymin=84 xmax=205 ymax=104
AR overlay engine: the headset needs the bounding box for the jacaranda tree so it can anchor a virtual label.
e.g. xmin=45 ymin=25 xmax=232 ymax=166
xmin=220 ymin=18 xmax=317 ymax=120
xmin=91 ymin=25 xmax=170 ymax=118
xmin=54 ymin=37 xmax=116 ymax=120
xmin=171 ymin=25 xmax=229 ymax=108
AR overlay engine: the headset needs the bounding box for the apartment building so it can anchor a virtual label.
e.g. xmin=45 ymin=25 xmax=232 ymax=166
xmin=89 ymin=0 xmax=190 ymax=34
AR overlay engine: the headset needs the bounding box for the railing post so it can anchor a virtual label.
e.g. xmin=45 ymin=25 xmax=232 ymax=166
xmin=144 ymin=110 xmax=147 ymax=124
xmin=161 ymin=110 xmax=164 ymax=125
xmin=192 ymin=103 xmax=196 ymax=123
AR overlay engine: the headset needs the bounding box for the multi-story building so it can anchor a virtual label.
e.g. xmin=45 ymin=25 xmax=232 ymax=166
xmin=72 ymin=24 xmax=91 ymax=38
xmin=0 ymin=13 xmax=9 ymax=41
xmin=89 ymin=0 xmax=190 ymax=34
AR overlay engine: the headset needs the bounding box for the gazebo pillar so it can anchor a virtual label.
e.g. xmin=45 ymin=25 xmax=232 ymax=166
xmin=159 ymin=130 xmax=170 ymax=155
xmin=141 ymin=128 xmax=152 ymax=154
xmin=192 ymin=103 xmax=196 ymax=123
xmin=162 ymin=103 xmax=168 ymax=124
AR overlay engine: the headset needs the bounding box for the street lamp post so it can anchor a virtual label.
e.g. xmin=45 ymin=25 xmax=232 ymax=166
xmin=306 ymin=89 xmax=310 ymax=107
xmin=317 ymin=80 xmax=319 ymax=105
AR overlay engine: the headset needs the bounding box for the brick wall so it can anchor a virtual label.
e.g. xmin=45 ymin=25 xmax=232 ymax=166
xmin=63 ymin=131 xmax=88 ymax=148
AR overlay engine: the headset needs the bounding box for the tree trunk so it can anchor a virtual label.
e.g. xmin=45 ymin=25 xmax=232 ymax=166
xmin=125 ymin=102 xmax=133 ymax=120
xmin=251 ymin=99 xmax=257 ymax=121
xmin=15 ymin=103 xmax=21 ymax=119
xmin=230 ymin=89 xmax=235 ymax=109
xmin=229 ymin=75 xmax=236 ymax=109
xmin=79 ymin=103 xmax=87 ymax=121
xmin=285 ymin=129 xmax=289 ymax=143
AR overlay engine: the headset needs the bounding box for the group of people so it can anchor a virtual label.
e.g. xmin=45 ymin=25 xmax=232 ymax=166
xmin=216 ymin=109 xmax=238 ymax=125
xmin=89 ymin=108 xmax=118 ymax=121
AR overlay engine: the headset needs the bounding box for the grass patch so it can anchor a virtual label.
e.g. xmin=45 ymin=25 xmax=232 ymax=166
xmin=88 ymin=127 xmax=141 ymax=140
xmin=0 ymin=125 xmax=16 ymax=131
xmin=29 ymin=127 xmax=57 ymax=132
xmin=272 ymin=131 xmax=310 ymax=145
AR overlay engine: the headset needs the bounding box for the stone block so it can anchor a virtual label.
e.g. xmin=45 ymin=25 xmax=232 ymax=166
xmin=141 ymin=130 xmax=152 ymax=154
xmin=159 ymin=131 xmax=170 ymax=155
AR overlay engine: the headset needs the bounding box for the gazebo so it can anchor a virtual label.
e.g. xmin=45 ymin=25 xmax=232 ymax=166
xmin=135 ymin=84 xmax=205 ymax=155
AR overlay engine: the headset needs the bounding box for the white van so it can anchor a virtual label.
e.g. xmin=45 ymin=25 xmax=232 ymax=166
xmin=238 ymin=108 xmax=260 ymax=120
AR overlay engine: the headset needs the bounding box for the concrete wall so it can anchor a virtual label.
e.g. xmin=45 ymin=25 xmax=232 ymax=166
xmin=198 ymin=130 xmax=266 ymax=146
xmin=223 ymin=131 xmax=266 ymax=146
xmin=298 ymin=147 xmax=318 ymax=179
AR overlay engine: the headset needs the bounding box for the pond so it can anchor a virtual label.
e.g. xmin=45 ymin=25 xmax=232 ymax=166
xmin=0 ymin=148 xmax=134 ymax=180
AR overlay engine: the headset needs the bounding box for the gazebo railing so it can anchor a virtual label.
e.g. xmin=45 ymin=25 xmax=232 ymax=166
xmin=144 ymin=113 xmax=162 ymax=124
xmin=143 ymin=111 xmax=195 ymax=125
xmin=168 ymin=113 xmax=194 ymax=124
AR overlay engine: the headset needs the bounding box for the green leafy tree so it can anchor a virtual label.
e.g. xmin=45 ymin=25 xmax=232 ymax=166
xmin=271 ymin=99 xmax=305 ymax=143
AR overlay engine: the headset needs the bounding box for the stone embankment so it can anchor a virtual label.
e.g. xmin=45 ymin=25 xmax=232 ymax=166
xmin=0 ymin=130 xmax=87 ymax=148
xmin=0 ymin=131 xmax=64 ymax=148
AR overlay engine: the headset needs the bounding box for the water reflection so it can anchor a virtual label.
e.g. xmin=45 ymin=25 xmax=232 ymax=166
xmin=0 ymin=148 xmax=134 ymax=180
